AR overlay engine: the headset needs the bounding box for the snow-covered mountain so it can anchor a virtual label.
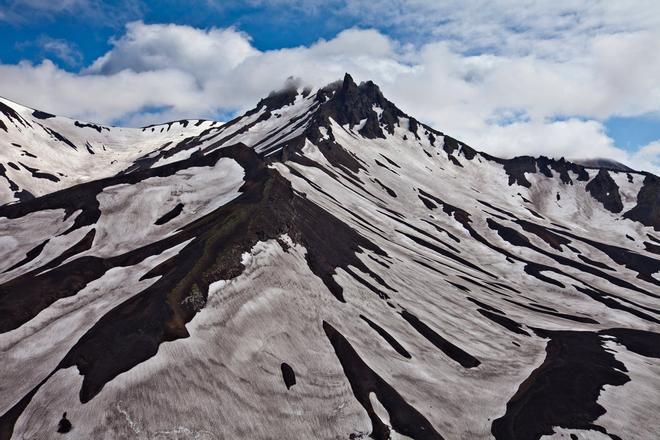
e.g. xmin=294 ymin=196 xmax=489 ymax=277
xmin=0 ymin=96 xmax=222 ymax=203
xmin=1 ymin=74 xmax=659 ymax=440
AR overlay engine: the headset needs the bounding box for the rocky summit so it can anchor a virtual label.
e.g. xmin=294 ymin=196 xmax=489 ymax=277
xmin=1 ymin=74 xmax=659 ymax=440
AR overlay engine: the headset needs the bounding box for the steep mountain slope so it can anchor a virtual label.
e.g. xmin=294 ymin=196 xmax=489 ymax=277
xmin=1 ymin=74 xmax=659 ymax=440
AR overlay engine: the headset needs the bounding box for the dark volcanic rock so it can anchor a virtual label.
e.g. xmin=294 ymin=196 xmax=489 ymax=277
xmin=399 ymin=310 xmax=480 ymax=368
xmin=0 ymin=101 xmax=31 ymax=129
xmin=360 ymin=314 xmax=411 ymax=359
xmin=313 ymin=73 xmax=429 ymax=141
xmin=154 ymin=203 xmax=184 ymax=225
xmin=502 ymin=156 xmax=537 ymax=187
xmin=601 ymin=328 xmax=660 ymax=358
xmin=74 ymin=121 xmax=109 ymax=133
xmin=57 ymin=412 xmax=72 ymax=434
xmin=492 ymin=329 xmax=629 ymax=440
xmin=32 ymin=110 xmax=55 ymax=120
xmin=323 ymin=321 xmax=444 ymax=440
xmin=623 ymin=174 xmax=660 ymax=230
xmin=315 ymin=74 xmax=388 ymax=139
xmin=281 ymin=363 xmax=296 ymax=389
xmin=586 ymin=169 xmax=623 ymax=213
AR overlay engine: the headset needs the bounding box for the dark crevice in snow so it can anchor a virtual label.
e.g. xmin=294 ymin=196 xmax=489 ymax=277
xmin=359 ymin=314 xmax=411 ymax=359
xmin=154 ymin=203 xmax=184 ymax=225
xmin=399 ymin=310 xmax=480 ymax=368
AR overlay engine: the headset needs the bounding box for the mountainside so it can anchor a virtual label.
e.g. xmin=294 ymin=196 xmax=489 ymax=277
xmin=1 ymin=74 xmax=659 ymax=440
xmin=0 ymin=96 xmax=222 ymax=203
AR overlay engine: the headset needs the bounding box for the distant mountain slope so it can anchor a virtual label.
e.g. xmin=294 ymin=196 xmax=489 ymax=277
xmin=0 ymin=96 xmax=221 ymax=203
xmin=574 ymin=158 xmax=636 ymax=172
xmin=1 ymin=74 xmax=659 ymax=440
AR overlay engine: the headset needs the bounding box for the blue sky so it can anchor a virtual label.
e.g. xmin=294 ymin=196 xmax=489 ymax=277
xmin=605 ymin=116 xmax=660 ymax=152
xmin=1 ymin=1 xmax=353 ymax=64
xmin=1 ymin=0 xmax=659 ymax=172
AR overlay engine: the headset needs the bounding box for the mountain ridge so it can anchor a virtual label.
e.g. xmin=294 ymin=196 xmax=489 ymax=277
xmin=1 ymin=74 xmax=655 ymax=197
xmin=5 ymin=74 xmax=660 ymax=228
xmin=2 ymin=74 xmax=658 ymax=233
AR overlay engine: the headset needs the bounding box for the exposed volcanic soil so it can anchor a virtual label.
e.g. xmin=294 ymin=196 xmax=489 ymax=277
xmin=1 ymin=75 xmax=659 ymax=439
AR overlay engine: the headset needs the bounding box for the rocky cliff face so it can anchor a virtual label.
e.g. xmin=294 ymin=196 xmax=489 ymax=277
xmin=1 ymin=75 xmax=659 ymax=440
